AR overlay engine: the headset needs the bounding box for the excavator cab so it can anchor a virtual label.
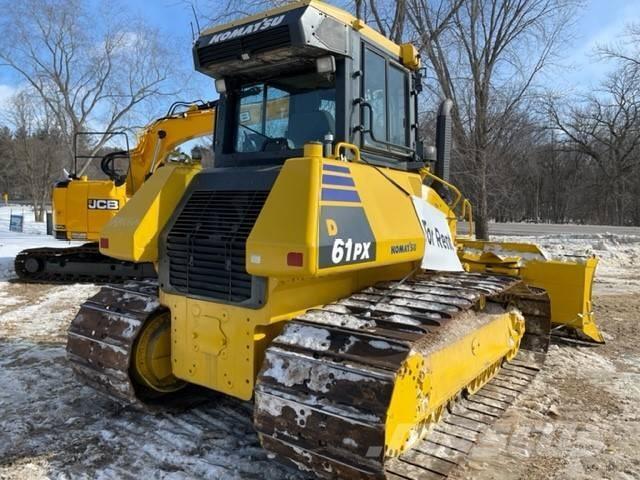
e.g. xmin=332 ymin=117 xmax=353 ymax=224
xmin=52 ymin=131 xmax=131 ymax=241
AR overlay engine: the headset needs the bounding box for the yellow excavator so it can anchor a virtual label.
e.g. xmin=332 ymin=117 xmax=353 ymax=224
xmin=67 ymin=2 xmax=603 ymax=479
xmin=15 ymin=101 xmax=216 ymax=282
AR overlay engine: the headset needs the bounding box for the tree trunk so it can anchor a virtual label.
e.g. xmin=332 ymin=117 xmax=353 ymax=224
xmin=475 ymin=148 xmax=490 ymax=240
xmin=37 ymin=205 xmax=44 ymax=222
xmin=32 ymin=190 xmax=45 ymax=222
xmin=39 ymin=196 xmax=47 ymax=225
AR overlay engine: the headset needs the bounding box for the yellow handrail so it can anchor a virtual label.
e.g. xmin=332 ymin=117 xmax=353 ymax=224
xmin=461 ymin=198 xmax=474 ymax=237
xmin=420 ymin=167 xmax=474 ymax=237
xmin=420 ymin=169 xmax=463 ymax=210
xmin=333 ymin=142 xmax=361 ymax=163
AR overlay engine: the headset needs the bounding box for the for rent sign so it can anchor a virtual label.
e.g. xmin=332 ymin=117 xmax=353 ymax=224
xmin=411 ymin=196 xmax=463 ymax=272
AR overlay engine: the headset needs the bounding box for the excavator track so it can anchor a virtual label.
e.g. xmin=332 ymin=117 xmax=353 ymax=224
xmin=254 ymin=271 xmax=551 ymax=479
xmin=66 ymin=280 xmax=165 ymax=407
xmin=15 ymin=243 xmax=156 ymax=283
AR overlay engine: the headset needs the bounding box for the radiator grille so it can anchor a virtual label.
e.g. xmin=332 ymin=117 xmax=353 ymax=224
xmin=197 ymin=26 xmax=291 ymax=66
xmin=166 ymin=190 xmax=269 ymax=302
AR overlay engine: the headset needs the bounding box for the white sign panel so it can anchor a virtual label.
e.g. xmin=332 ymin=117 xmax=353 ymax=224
xmin=411 ymin=196 xmax=463 ymax=272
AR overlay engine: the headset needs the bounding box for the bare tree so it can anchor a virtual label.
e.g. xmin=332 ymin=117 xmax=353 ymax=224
xmin=0 ymin=126 xmax=14 ymax=196
xmin=8 ymin=91 xmax=66 ymax=222
xmin=0 ymin=0 xmax=183 ymax=176
xmin=596 ymin=22 xmax=640 ymax=69
xmin=546 ymin=65 xmax=640 ymax=225
xmin=409 ymin=0 xmax=579 ymax=238
xmin=188 ymin=0 xmax=294 ymax=26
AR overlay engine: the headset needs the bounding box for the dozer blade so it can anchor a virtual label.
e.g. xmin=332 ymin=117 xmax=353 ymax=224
xmin=254 ymin=272 xmax=550 ymax=479
xmin=15 ymin=242 xmax=156 ymax=283
xmin=458 ymin=239 xmax=604 ymax=344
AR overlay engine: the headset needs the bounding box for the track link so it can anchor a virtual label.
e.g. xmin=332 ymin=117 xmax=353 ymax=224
xmin=383 ymin=354 xmax=542 ymax=479
xmin=254 ymin=272 xmax=550 ymax=479
xmin=66 ymin=280 xmax=163 ymax=406
xmin=15 ymin=243 xmax=156 ymax=283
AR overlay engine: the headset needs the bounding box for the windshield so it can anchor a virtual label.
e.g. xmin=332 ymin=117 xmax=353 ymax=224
xmin=234 ymin=72 xmax=336 ymax=153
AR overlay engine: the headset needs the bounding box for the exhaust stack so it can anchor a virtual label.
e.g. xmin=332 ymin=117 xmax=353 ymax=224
xmin=435 ymin=99 xmax=453 ymax=182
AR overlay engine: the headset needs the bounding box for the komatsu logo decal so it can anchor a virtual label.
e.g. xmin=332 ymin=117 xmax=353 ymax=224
xmin=88 ymin=199 xmax=119 ymax=210
xmin=390 ymin=242 xmax=417 ymax=254
xmin=207 ymin=15 xmax=286 ymax=45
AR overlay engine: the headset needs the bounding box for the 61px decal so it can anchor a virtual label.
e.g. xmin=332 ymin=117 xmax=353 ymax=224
xmin=331 ymin=238 xmax=372 ymax=263
xmin=318 ymin=206 xmax=377 ymax=268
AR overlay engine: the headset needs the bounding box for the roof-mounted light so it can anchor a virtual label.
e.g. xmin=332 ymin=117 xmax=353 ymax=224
xmin=316 ymin=55 xmax=336 ymax=74
xmin=215 ymin=78 xmax=227 ymax=94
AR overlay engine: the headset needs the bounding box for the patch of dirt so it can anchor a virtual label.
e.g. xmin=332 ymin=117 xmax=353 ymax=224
xmin=0 ymin=283 xmax=59 ymax=315
xmin=451 ymin=293 xmax=640 ymax=480
xmin=0 ymin=282 xmax=99 ymax=341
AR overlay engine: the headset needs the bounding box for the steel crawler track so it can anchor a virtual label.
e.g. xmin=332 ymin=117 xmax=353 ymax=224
xmin=15 ymin=243 xmax=156 ymax=283
xmin=383 ymin=354 xmax=542 ymax=479
xmin=66 ymin=280 xmax=163 ymax=407
xmin=254 ymin=272 xmax=550 ymax=479
xmin=67 ymin=272 xmax=550 ymax=480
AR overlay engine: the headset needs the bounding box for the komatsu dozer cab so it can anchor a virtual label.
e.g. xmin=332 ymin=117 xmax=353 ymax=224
xmin=15 ymin=101 xmax=216 ymax=282
xmin=67 ymin=2 xmax=603 ymax=478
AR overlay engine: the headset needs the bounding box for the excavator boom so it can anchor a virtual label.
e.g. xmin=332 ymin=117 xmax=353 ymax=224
xmin=15 ymin=102 xmax=215 ymax=283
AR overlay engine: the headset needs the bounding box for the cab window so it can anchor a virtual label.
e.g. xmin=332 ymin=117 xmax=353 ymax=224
xmin=362 ymin=47 xmax=409 ymax=151
xmin=234 ymin=72 xmax=336 ymax=153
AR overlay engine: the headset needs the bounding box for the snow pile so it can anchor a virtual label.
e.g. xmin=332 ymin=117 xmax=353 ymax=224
xmin=494 ymin=233 xmax=640 ymax=294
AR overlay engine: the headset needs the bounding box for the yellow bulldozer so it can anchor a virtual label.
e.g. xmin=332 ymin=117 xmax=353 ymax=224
xmin=67 ymin=2 xmax=603 ymax=478
xmin=15 ymin=101 xmax=216 ymax=282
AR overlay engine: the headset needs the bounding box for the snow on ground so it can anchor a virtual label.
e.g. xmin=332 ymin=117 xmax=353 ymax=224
xmin=0 ymin=206 xmax=83 ymax=280
xmin=451 ymin=294 xmax=640 ymax=480
xmin=0 ymin=208 xmax=639 ymax=479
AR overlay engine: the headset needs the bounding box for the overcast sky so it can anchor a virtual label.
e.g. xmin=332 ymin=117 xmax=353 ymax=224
xmin=1 ymin=0 xmax=638 ymax=112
